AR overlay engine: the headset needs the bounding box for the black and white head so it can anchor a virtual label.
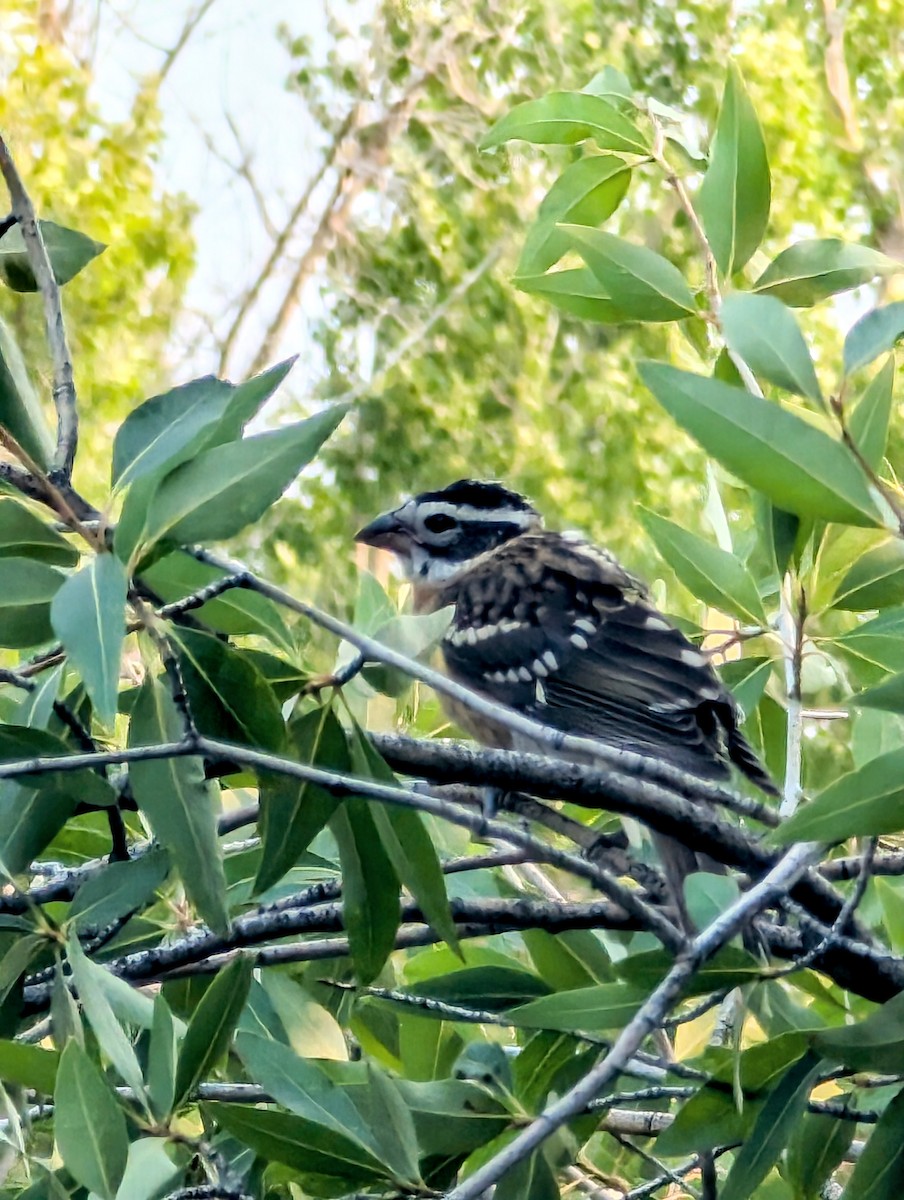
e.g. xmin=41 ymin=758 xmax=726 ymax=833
xmin=355 ymin=479 xmax=542 ymax=586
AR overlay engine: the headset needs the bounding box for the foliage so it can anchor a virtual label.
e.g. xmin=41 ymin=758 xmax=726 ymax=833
xmin=4 ymin=12 xmax=904 ymax=1200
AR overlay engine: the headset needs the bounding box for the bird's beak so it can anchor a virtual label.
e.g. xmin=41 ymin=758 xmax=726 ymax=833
xmin=354 ymin=509 xmax=411 ymax=554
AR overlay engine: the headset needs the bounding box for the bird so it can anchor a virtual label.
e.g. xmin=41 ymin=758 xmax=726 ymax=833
xmin=355 ymin=478 xmax=777 ymax=921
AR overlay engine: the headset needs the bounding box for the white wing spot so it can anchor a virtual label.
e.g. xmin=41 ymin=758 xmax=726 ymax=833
xmin=532 ymin=658 xmax=549 ymax=677
xmin=486 ymin=669 xmax=507 ymax=684
xmin=517 ymin=665 xmax=534 ymax=683
xmin=535 ymin=680 xmax=547 ymax=704
xmin=644 ymin=615 xmax=671 ymax=632
xmin=680 ymin=648 xmax=708 ymax=667
xmin=505 ymin=668 xmax=522 ymax=684
xmin=542 ymin=650 xmax=558 ymax=671
xmin=570 ymin=632 xmax=589 ymax=651
xmin=573 ymin=618 xmax=596 ymax=635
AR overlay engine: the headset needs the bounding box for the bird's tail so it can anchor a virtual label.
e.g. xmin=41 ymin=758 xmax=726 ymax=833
xmin=727 ymin=726 xmax=779 ymax=797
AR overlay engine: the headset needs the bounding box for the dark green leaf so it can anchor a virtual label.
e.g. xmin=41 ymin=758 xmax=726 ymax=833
xmin=67 ymin=936 xmax=146 ymax=1100
xmin=518 ymin=156 xmax=631 ymax=274
xmin=684 ymin=872 xmax=740 ymax=932
xmin=69 ymin=849 xmax=169 ymax=933
xmin=208 ymin=357 xmax=297 ymax=445
xmin=170 ymin=627 xmax=285 ymax=751
xmin=849 ymin=356 xmax=895 ymax=470
xmin=786 ymin=1110 xmax=855 ymax=1200
xmin=112 ymin=376 xmax=234 ymax=489
xmin=841 ymin=1084 xmax=904 ymax=1198
xmin=0 ymin=219 xmax=105 ymax=292
xmin=140 ymin=553 xmax=295 ymax=651
xmin=844 ymin=303 xmax=904 ymax=376
xmin=406 ymin=966 xmax=551 ymax=1012
xmin=855 ymin=673 xmax=904 ymax=714
xmin=0 ymin=317 xmax=53 ymax=467
xmin=495 ymin=1151 xmax=559 ymax=1200
xmin=350 ymin=730 xmax=459 ymax=953
xmin=0 ymin=557 xmax=65 ymax=648
xmin=254 ymin=704 xmax=346 ymax=894
xmin=721 ymin=293 xmax=822 ymax=404
xmin=753 ymin=239 xmax=901 ymax=307
xmin=523 ymin=928 xmax=614 ymax=990
xmin=698 ymin=65 xmax=770 ymax=276
xmin=508 ymin=981 xmax=647 ymax=1031
xmin=775 ymin=746 xmax=904 ymax=843
xmin=0 ymin=498 xmax=78 ymax=565
xmin=641 ymin=508 xmax=767 ymax=623
xmin=395 ymin=1078 xmax=510 ymax=1157
xmin=639 ymin=363 xmax=881 ymax=527
xmin=134 ymin=405 xmax=348 ymax=551
xmin=719 ymin=656 xmax=773 ymax=718
xmin=480 ymin=91 xmax=647 ymax=153
xmin=128 ymin=672 xmax=229 ymax=933
xmin=206 ymin=1102 xmax=391 ymax=1184
xmin=147 ymin=994 xmax=178 ymax=1121
xmin=365 ymin=1065 xmax=422 ymax=1187
xmin=0 ymin=1038 xmax=59 ymax=1093
xmin=814 ymin=988 xmax=904 ymax=1072
xmin=719 ymin=1051 xmax=820 ymax=1200
xmin=331 ymin=800 xmax=400 ymax=984
xmin=514 ymin=266 xmax=629 ymax=323
xmin=173 ymin=955 xmax=253 ymax=1109
xmin=833 ymin=541 xmax=904 ymax=610
xmin=51 ymin=554 xmax=127 ymax=725
xmin=656 ymin=1085 xmax=748 ymax=1156
xmin=0 ymin=935 xmax=46 ymax=1005
xmin=560 ymin=225 xmax=696 ymax=320
xmin=54 ymin=1041 xmax=128 ymax=1200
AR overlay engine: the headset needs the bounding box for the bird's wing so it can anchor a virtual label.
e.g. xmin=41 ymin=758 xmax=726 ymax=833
xmin=441 ymin=532 xmax=771 ymax=788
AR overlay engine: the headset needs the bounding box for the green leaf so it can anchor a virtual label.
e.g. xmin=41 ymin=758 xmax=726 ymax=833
xmin=833 ymin=541 xmax=904 ymax=610
xmin=0 ymin=498 xmax=78 ymax=565
xmin=173 ymin=955 xmax=253 ymax=1109
xmin=113 ymin=1138 xmax=182 ymax=1200
xmin=719 ymin=656 xmax=773 ymax=718
xmin=403 ymin=965 xmax=550 ymax=1012
xmin=657 ymin=1086 xmax=748 ymax=1156
xmin=517 ymin=156 xmax=631 ymax=275
xmin=719 ymin=1051 xmax=820 ymax=1200
xmin=350 ymin=729 xmax=459 ymax=953
xmin=139 ymin=552 xmax=295 ymax=651
xmin=208 ymin=356 xmax=297 ymax=445
xmin=849 ymin=356 xmax=895 ymax=470
xmin=0 ymin=934 xmax=46 ymax=1005
xmin=129 ymin=405 xmax=348 ymax=553
xmin=147 ymin=994 xmax=178 ymax=1121
xmin=855 ymin=672 xmax=904 ymax=714
xmin=721 ymin=293 xmax=822 ymax=404
xmin=128 ymin=672 xmax=229 ymax=934
xmin=235 ymin=1033 xmax=387 ymax=1168
xmin=480 ymin=91 xmax=648 ymax=153
xmin=814 ymin=989 xmax=904 ymax=1072
xmin=255 ymin=704 xmax=346 ymax=894
xmin=641 ymin=508 xmax=766 ymax=623
xmin=112 ymin=376 xmax=235 ymax=489
xmin=495 ymin=1151 xmax=560 ymax=1200
xmin=67 ymin=936 xmax=146 ymax=1101
xmin=396 ymin=1078 xmax=509 ymax=1157
xmin=753 ymin=239 xmax=901 ymax=307
xmin=514 ymin=266 xmax=629 ymax=323
xmin=0 ymin=317 xmax=54 ymax=467
xmin=365 ymin=1065 xmax=422 ymax=1187
xmin=0 ymin=219 xmax=105 ymax=291
xmin=54 ymin=1041 xmax=128 ymax=1200
xmin=844 ymin=303 xmax=904 ymax=376
xmin=775 ymin=745 xmax=904 ymax=843
xmin=0 ymin=1038 xmax=59 ymax=1093
xmin=0 ymin=556 xmax=65 ymax=648
xmin=786 ymin=1110 xmax=855 ymax=1199
xmin=51 ymin=554 xmax=128 ymax=725
xmin=331 ymin=799 xmax=400 ymax=984
xmin=69 ymin=849 xmax=169 ymax=933
xmin=508 ymin=981 xmax=647 ymax=1031
xmin=559 ymin=225 xmax=697 ymax=320
xmin=698 ymin=64 xmax=771 ymax=276
xmin=639 ymin=363 xmax=882 ymax=527
xmin=170 ymin=627 xmax=285 ymax=751
xmin=841 ymin=1084 xmax=904 ymax=1198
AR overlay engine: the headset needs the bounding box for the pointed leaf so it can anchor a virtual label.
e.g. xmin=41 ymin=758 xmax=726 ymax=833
xmin=508 ymin=982 xmax=648 ymax=1031
xmin=0 ymin=557 xmax=65 ymax=648
xmin=480 ymin=91 xmax=648 ymax=153
xmin=841 ymin=1084 xmax=904 ymax=1198
xmin=209 ymin=357 xmax=297 ymax=445
xmin=69 ymin=848 xmax=169 ymax=933
xmin=753 ymin=239 xmax=901 ymax=306
xmin=518 ymin=156 xmax=631 ymax=274
xmin=0 ymin=316 xmax=54 ymax=467
xmin=112 ymin=376 xmax=234 ymax=489
xmin=698 ymin=65 xmax=770 ymax=276
xmin=495 ymin=1151 xmax=560 ymax=1200
xmin=786 ymin=1110 xmax=855 ymax=1199
xmin=365 ymin=1065 xmax=422 ymax=1187
xmin=173 ymin=955 xmax=253 ymax=1109
xmin=514 ymin=266 xmax=629 ymax=323
xmin=113 ymin=1138 xmax=182 ymax=1200
xmin=641 ymin=508 xmax=766 ymax=623
xmin=147 ymin=994 xmax=178 ymax=1121
xmin=560 ymin=225 xmax=696 ymax=320
xmin=844 ymin=302 xmax=904 ymax=376
xmin=0 ymin=1039 xmax=59 ymax=1093
xmin=775 ymin=745 xmax=904 ymax=843
xmin=67 ymin=937 xmax=146 ymax=1100
xmin=51 ymin=554 xmax=127 ymax=725
xmin=0 ymin=219 xmax=105 ymax=292
xmin=0 ymin=498 xmax=78 ymax=565
xmin=721 ymin=293 xmax=822 ymax=403
xmin=131 ymin=405 xmax=348 ymax=552
xmin=855 ymin=673 xmax=904 ymax=715
xmin=815 ymin=989 xmax=904 ymax=1073
xmin=330 ymin=799 xmax=400 ymax=984
xmin=719 ymin=1051 xmax=820 ymax=1200
xmin=128 ymin=673 xmax=229 ymax=933
xmin=54 ymin=1041 xmax=128 ymax=1200
xmin=849 ymin=356 xmax=895 ymax=470
xmin=639 ymin=362 xmax=882 ymax=526
xmin=833 ymin=540 xmax=904 ymax=610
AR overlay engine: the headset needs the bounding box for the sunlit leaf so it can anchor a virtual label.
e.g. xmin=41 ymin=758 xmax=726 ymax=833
xmin=753 ymin=239 xmax=901 ymax=307
xmin=480 ymin=91 xmax=648 ymax=153
xmin=51 ymin=554 xmax=128 ymax=725
xmin=833 ymin=541 xmax=904 ymax=610
xmin=844 ymin=303 xmax=904 ymax=376
xmin=0 ymin=317 xmax=54 ymax=467
xmin=560 ymin=225 xmax=697 ymax=320
xmin=0 ymin=219 xmax=105 ymax=292
xmin=775 ymin=746 xmax=904 ymax=842
xmin=514 ymin=266 xmax=629 ymax=323
xmin=721 ymin=293 xmax=822 ymax=404
xmin=849 ymin=356 xmax=895 ymax=470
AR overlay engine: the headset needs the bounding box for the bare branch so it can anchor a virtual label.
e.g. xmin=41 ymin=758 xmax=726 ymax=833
xmin=157 ymin=0 xmax=218 ymax=86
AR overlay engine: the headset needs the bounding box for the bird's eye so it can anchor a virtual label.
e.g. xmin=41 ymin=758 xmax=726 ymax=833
xmin=423 ymin=512 xmax=457 ymax=534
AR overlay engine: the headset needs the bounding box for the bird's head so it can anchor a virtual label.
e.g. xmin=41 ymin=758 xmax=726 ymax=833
xmin=355 ymin=479 xmax=542 ymax=590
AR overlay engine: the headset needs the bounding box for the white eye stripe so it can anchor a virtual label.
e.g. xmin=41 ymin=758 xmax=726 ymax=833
xmin=414 ymin=501 xmax=537 ymax=525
